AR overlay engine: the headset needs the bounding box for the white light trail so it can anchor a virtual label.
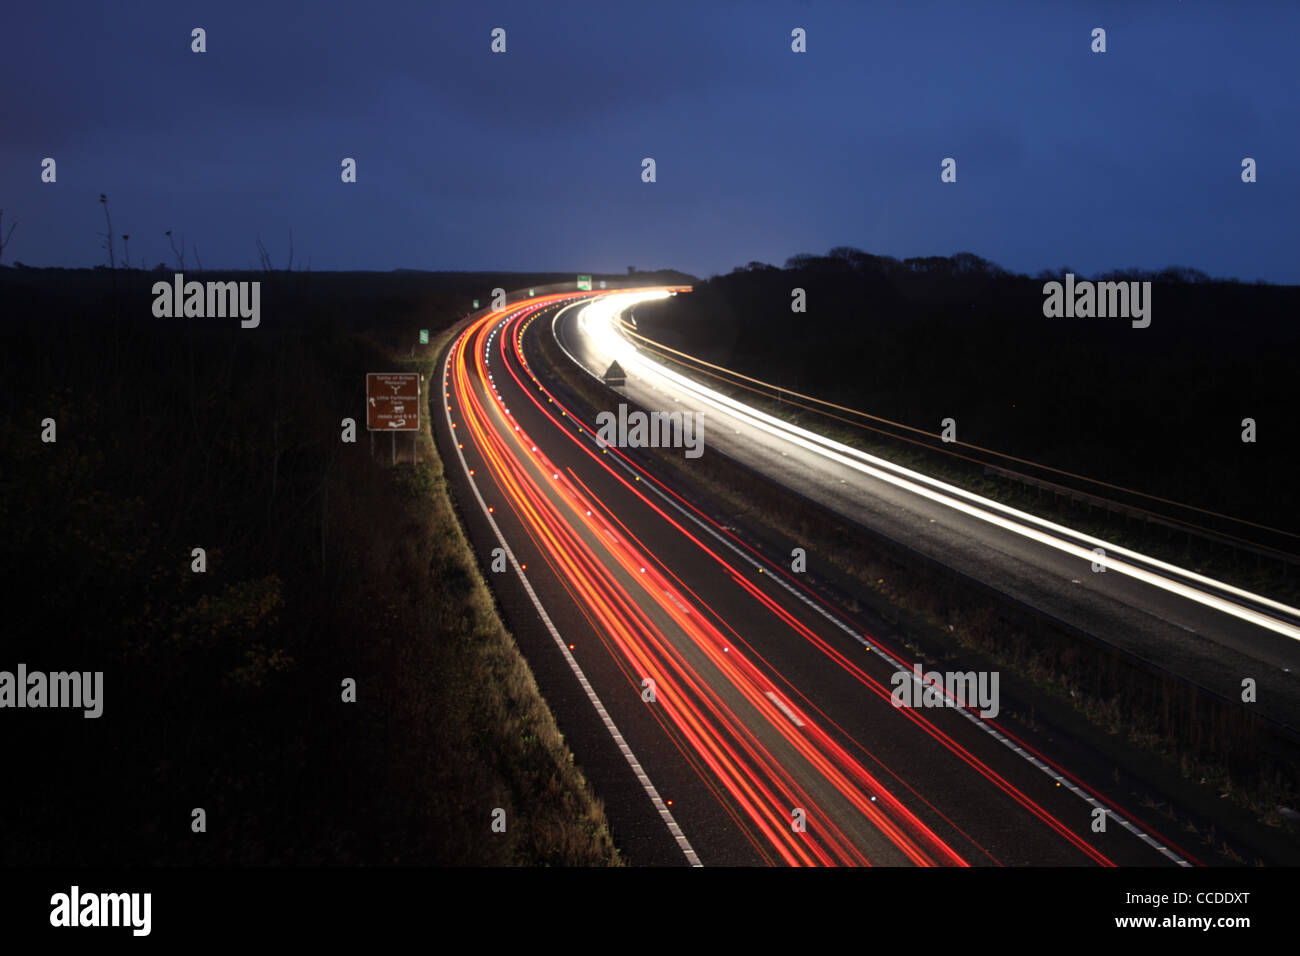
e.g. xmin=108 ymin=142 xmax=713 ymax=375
xmin=571 ymin=293 xmax=1300 ymax=642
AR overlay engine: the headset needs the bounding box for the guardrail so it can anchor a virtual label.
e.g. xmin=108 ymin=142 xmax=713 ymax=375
xmin=981 ymin=462 xmax=1300 ymax=571
xmin=617 ymin=322 xmax=1298 ymax=574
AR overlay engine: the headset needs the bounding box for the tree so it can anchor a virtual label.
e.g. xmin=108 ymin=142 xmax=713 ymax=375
xmin=99 ymin=195 xmax=115 ymax=269
xmin=950 ymin=252 xmax=991 ymax=275
xmin=0 ymin=209 xmax=17 ymax=264
xmin=256 ymin=231 xmax=296 ymax=272
xmin=166 ymin=230 xmax=186 ymax=271
xmin=903 ymin=256 xmax=951 ymax=276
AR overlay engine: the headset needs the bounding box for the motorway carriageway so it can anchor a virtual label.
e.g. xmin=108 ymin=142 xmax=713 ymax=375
xmin=437 ymin=290 xmax=1199 ymax=867
xmin=555 ymin=291 xmax=1300 ymax=731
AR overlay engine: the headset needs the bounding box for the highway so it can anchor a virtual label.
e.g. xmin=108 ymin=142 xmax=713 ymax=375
xmin=436 ymin=289 xmax=1208 ymax=867
xmin=554 ymin=291 xmax=1300 ymax=732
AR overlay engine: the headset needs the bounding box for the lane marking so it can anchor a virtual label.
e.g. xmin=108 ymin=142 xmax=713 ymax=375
xmin=443 ymin=324 xmax=702 ymax=868
xmin=765 ymin=691 xmax=806 ymax=728
xmin=547 ymin=304 xmax=1193 ymax=867
xmin=568 ymin=298 xmax=1300 ymax=636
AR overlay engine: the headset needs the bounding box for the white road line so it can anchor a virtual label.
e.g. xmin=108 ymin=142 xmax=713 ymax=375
xmin=573 ymin=298 xmax=1300 ymax=638
xmin=444 ymin=322 xmax=702 ymax=867
xmin=547 ymin=304 xmax=1192 ymax=867
xmin=765 ymin=691 xmax=806 ymax=728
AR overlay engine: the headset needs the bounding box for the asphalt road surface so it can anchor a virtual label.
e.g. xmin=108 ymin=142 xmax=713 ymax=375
xmin=435 ymin=290 xmax=1209 ymax=867
xmin=553 ymin=291 xmax=1300 ymax=732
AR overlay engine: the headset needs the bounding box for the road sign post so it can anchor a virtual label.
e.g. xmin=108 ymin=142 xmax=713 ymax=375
xmin=366 ymin=374 xmax=420 ymax=463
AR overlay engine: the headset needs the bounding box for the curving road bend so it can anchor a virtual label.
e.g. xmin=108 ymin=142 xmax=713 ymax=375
xmin=435 ymin=290 xmax=1201 ymax=867
xmin=554 ymin=291 xmax=1300 ymax=731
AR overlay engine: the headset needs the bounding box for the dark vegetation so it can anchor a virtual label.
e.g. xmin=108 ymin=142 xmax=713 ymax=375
xmin=0 ymin=267 xmax=635 ymax=865
xmin=634 ymin=249 xmax=1300 ymax=565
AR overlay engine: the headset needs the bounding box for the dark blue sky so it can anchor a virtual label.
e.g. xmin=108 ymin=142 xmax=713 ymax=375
xmin=4 ymin=1 xmax=1297 ymax=280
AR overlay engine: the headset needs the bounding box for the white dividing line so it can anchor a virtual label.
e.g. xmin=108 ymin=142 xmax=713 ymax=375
xmin=618 ymin=424 xmax=1191 ymax=865
xmin=443 ymin=334 xmax=702 ymax=868
xmin=665 ymin=590 xmax=690 ymax=615
xmin=571 ymin=298 xmax=1300 ymax=639
xmin=765 ymin=691 xmax=806 ymax=728
xmin=660 ymin=370 xmax=1299 ymax=638
xmin=546 ymin=312 xmax=1192 ymax=867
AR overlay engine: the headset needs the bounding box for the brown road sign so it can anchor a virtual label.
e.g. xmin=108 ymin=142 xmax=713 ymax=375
xmin=367 ymin=372 xmax=420 ymax=431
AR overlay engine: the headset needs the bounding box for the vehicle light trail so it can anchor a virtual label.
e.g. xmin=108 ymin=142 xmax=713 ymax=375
xmin=498 ymin=298 xmax=1150 ymax=867
xmin=439 ymin=286 xmax=1217 ymax=867
xmin=533 ymin=295 xmax=1199 ymax=865
xmin=566 ymin=293 xmax=1300 ymax=641
xmin=448 ymin=294 xmax=974 ymax=865
xmin=439 ymin=288 xmax=1213 ymax=867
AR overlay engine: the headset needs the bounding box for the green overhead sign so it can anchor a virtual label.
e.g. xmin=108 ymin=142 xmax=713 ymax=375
xmin=577 ymin=275 xmax=592 ymax=291
xmin=418 ymin=329 xmax=429 ymax=345
xmin=472 ymin=299 xmax=479 ymax=309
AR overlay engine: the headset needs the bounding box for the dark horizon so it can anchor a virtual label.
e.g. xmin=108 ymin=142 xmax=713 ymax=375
xmin=4 ymin=246 xmax=1295 ymax=287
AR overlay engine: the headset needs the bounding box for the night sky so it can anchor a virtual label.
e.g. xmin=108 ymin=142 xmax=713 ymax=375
xmin=4 ymin=1 xmax=1297 ymax=281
